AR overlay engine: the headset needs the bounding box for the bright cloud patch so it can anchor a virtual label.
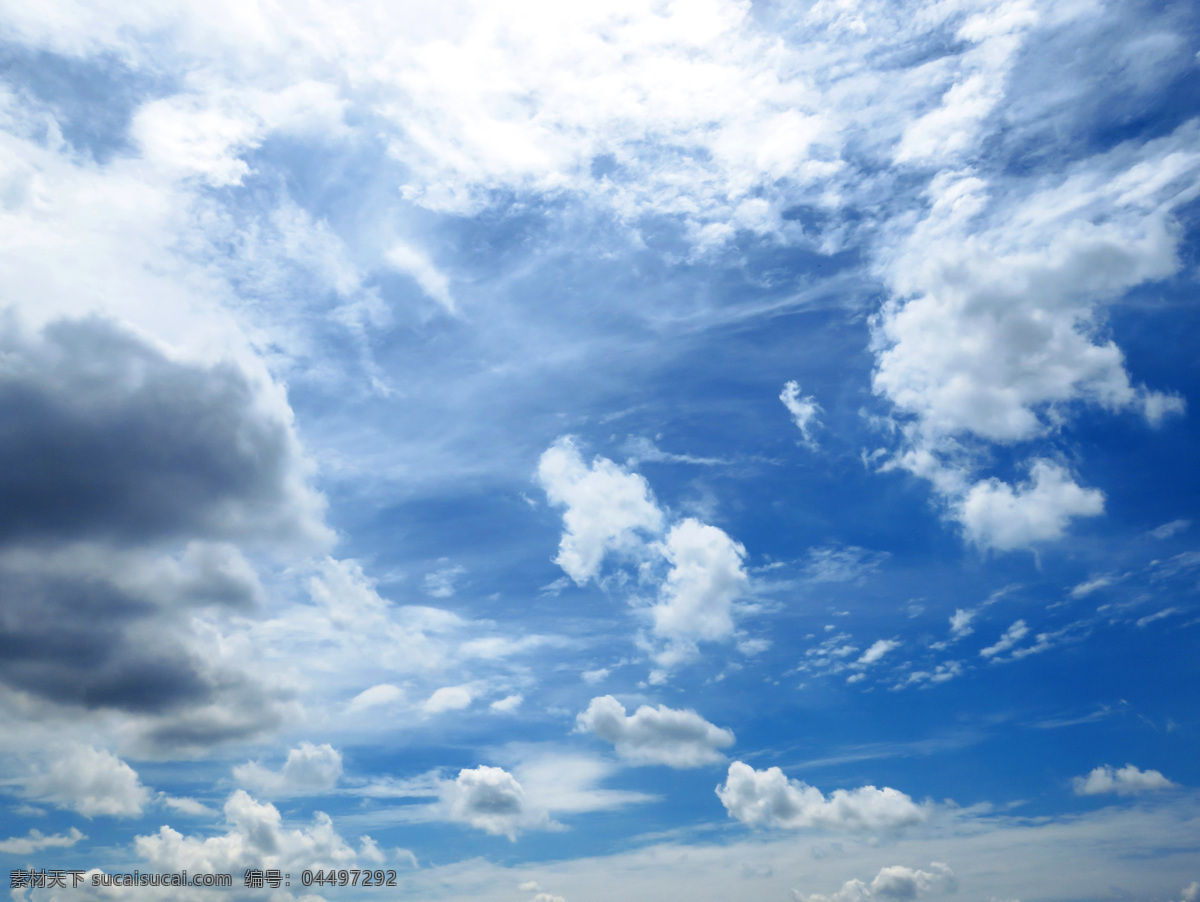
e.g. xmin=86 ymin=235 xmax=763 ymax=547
xmin=538 ymin=437 xmax=664 ymax=584
xmin=0 ymin=827 xmax=86 ymax=855
xmin=652 ymin=519 xmax=748 ymax=643
xmin=233 ymin=742 xmax=343 ymax=797
xmin=781 ymin=381 xmax=822 ymax=448
xmin=25 ymin=745 xmax=150 ymax=818
xmin=716 ymin=762 xmax=928 ymax=831
xmin=576 ymin=695 xmax=734 ymax=767
xmin=795 ymin=862 xmax=957 ymax=902
xmin=1072 ymin=764 xmax=1178 ymax=796
xmin=958 ymin=461 xmax=1105 ymax=551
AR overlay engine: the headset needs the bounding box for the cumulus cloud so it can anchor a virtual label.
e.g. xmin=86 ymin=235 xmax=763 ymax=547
xmin=136 ymin=790 xmax=374 ymax=874
xmin=233 ymin=742 xmax=343 ymax=797
xmin=439 ymin=766 xmax=551 ymax=840
xmin=537 ymin=437 xmax=664 ymax=584
xmin=716 ymin=762 xmax=928 ymax=832
xmin=0 ymin=827 xmax=86 ymax=855
xmin=1173 ymin=882 xmax=1199 ymax=902
xmin=781 ymin=381 xmax=822 ymax=448
xmin=957 ymin=462 xmax=1105 ymax=551
xmin=1072 ymin=764 xmax=1178 ymax=796
xmin=872 ymin=126 xmax=1199 ymax=551
xmin=575 ymin=695 xmax=734 ymax=767
xmin=651 ymin=519 xmax=748 ymax=643
xmin=794 ymin=862 xmax=956 ymax=902
xmin=347 ymin=683 xmax=405 ymax=713
xmin=24 ymin=745 xmax=150 ymax=818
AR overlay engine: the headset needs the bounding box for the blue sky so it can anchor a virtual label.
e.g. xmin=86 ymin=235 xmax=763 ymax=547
xmin=0 ymin=1 xmax=1198 ymax=900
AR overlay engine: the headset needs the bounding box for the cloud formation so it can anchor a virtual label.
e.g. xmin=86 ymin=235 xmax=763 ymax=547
xmin=537 ymin=437 xmax=664 ymax=584
xmin=716 ymin=762 xmax=927 ymax=832
xmin=439 ymin=766 xmax=551 ymax=840
xmin=24 ymin=745 xmax=150 ymax=818
xmin=1072 ymin=764 xmax=1177 ymax=796
xmin=794 ymin=862 xmax=956 ymax=902
xmin=576 ymin=695 xmax=734 ymax=767
xmin=233 ymin=742 xmax=343 ymax=797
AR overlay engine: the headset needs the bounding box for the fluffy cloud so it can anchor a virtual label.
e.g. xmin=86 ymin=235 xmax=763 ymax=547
xmin=795 ymin=862 xmax=956 ymax=902
xmin=873 ymin=125 xmax=1198 ymax=550
xmin=781 ymin=381 xmax=822 ymax=448
xmin=233 ymin=742 xmax=343 ymax=797
xmin=423 ymin=685 xmax=475 ymax=715
xmin=575 ymin=695 xmax=734 ymax=767
xmin=1072 ymin=764 xmax=1177 ymax=796
xmin=23 ymin=745 xmax=150 ymax=818
xmin=716 ymin=762 xmax=928 ymax=832
xmin=651 ymin=518 xmax=748 ymax=643
xmin=136 ymin=790 xmax=375 ymax=874
xmin=958 ymin=462 xmax=1105 ymax=551
xmin=1173 ymin=882 xmax=1199 ymax=902
xmin=537 ymin=437 xmax=664 ymax=584
xmin=949 ymin=609 xmax=976 ymax=639
xmin=439 ymin=766 xmax=551 ymax=840
xmin=0 ymin=827 xmax=86 ymax=855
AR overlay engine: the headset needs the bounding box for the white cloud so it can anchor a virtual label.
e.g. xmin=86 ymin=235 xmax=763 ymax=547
xmin=795 ymin=861 xmax=956 ymax=902
xmin=423 ymin=685 xmax=475 ymax=715
xmin=439 ymin=766 xmax=551 ymax=840
xmin=25 ymin=745 xmax=150 ymax=818
xmin=651 ymin=518 xmax=748 ymax=643
xmin=1070 ymin=575 xmax=1115 ymax=598
xmin=958 ymin=461 xmax=1105 ymax=551
xmin=581 ymin=668 xmax=610 ymax=684
xmin=348 ymin=683 xmax=406 ymax=713
xmin=136 ymin=790 xmax=372 ymax=874
xmin=538 ymin=437 xmax=664 ymax=584
xmin=491 ymin=694 xmax=524 ymax=712
xmin=856 ymin=639 xmax=900 ymax=667
xmin=233 ymin=742 xmax=343 ymax=797
xmin=0 ymin=827 xmax=86 ymax=855
xmin=781 ymin=381 xmax=822 ymax=448
xmin=160 ymin=795 xmax=216 ymax=817
xmin=980 ymin=621 xmax=1030 ymax=659
xmin=872 ymin=125 xmax=1199 ymax=550
xmin=1072 ymin=764 xmax=1177 ymax=796
xmin=949 ymin=608 xmax=976 ymax=639
xmin=716 ymin=762 xmax=928 ymax=832
xmin=575 ymin=695 xmax=734 ymax=767
xmin=386 ymin=241 xmax=457 ymax=314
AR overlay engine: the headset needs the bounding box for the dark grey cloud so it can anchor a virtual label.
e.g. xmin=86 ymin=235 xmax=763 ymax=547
xmin=0 ymin=313 xmax=327 ymax=549
xmin=0 ymin=314 xmax=321 ymax=748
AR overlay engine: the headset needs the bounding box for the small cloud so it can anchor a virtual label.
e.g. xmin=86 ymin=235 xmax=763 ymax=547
xmin=0 ymin=827 xmax=86 ymax=855
xmin=348 ymin=683 xmax=406 ymax=713
xmin=423 ymin=685 xmax=474 ymax=714
xmin=949 ymin=608 xmax=976 ymax=639
xmin=233 ymin=742 xmax=343 ymax=797
xmin=1136 ymin=607 xmax=1181 ymax=628
xmin=1150 ymin=519 xmax=1191 ymax=540
xmin=581 ymin=668 xmax=610 ymax=684
xmin=780 ymin=381 xmax=822 ymax=449
xmin=980 ymin=620 xmax=1029 ymax=659
xmin=855 ymin=639 xmax=900 ymax=667
xmin=1072 ymin=764 xmax=1177 ymax=796
xmin=1070 ymin=575 xmax=1117 ymax=599
xmin=424 ymin=562 xmax=466 ymax=598
xmin=160 ymin=795 xmax=216 ymax=817
xmin=491 ymin=694 xmax=524 ymax=712
xmin=803 ymin=545 xmax=888 ymax=583
xmin=576 ymin=695 xmax=734 ymax=767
